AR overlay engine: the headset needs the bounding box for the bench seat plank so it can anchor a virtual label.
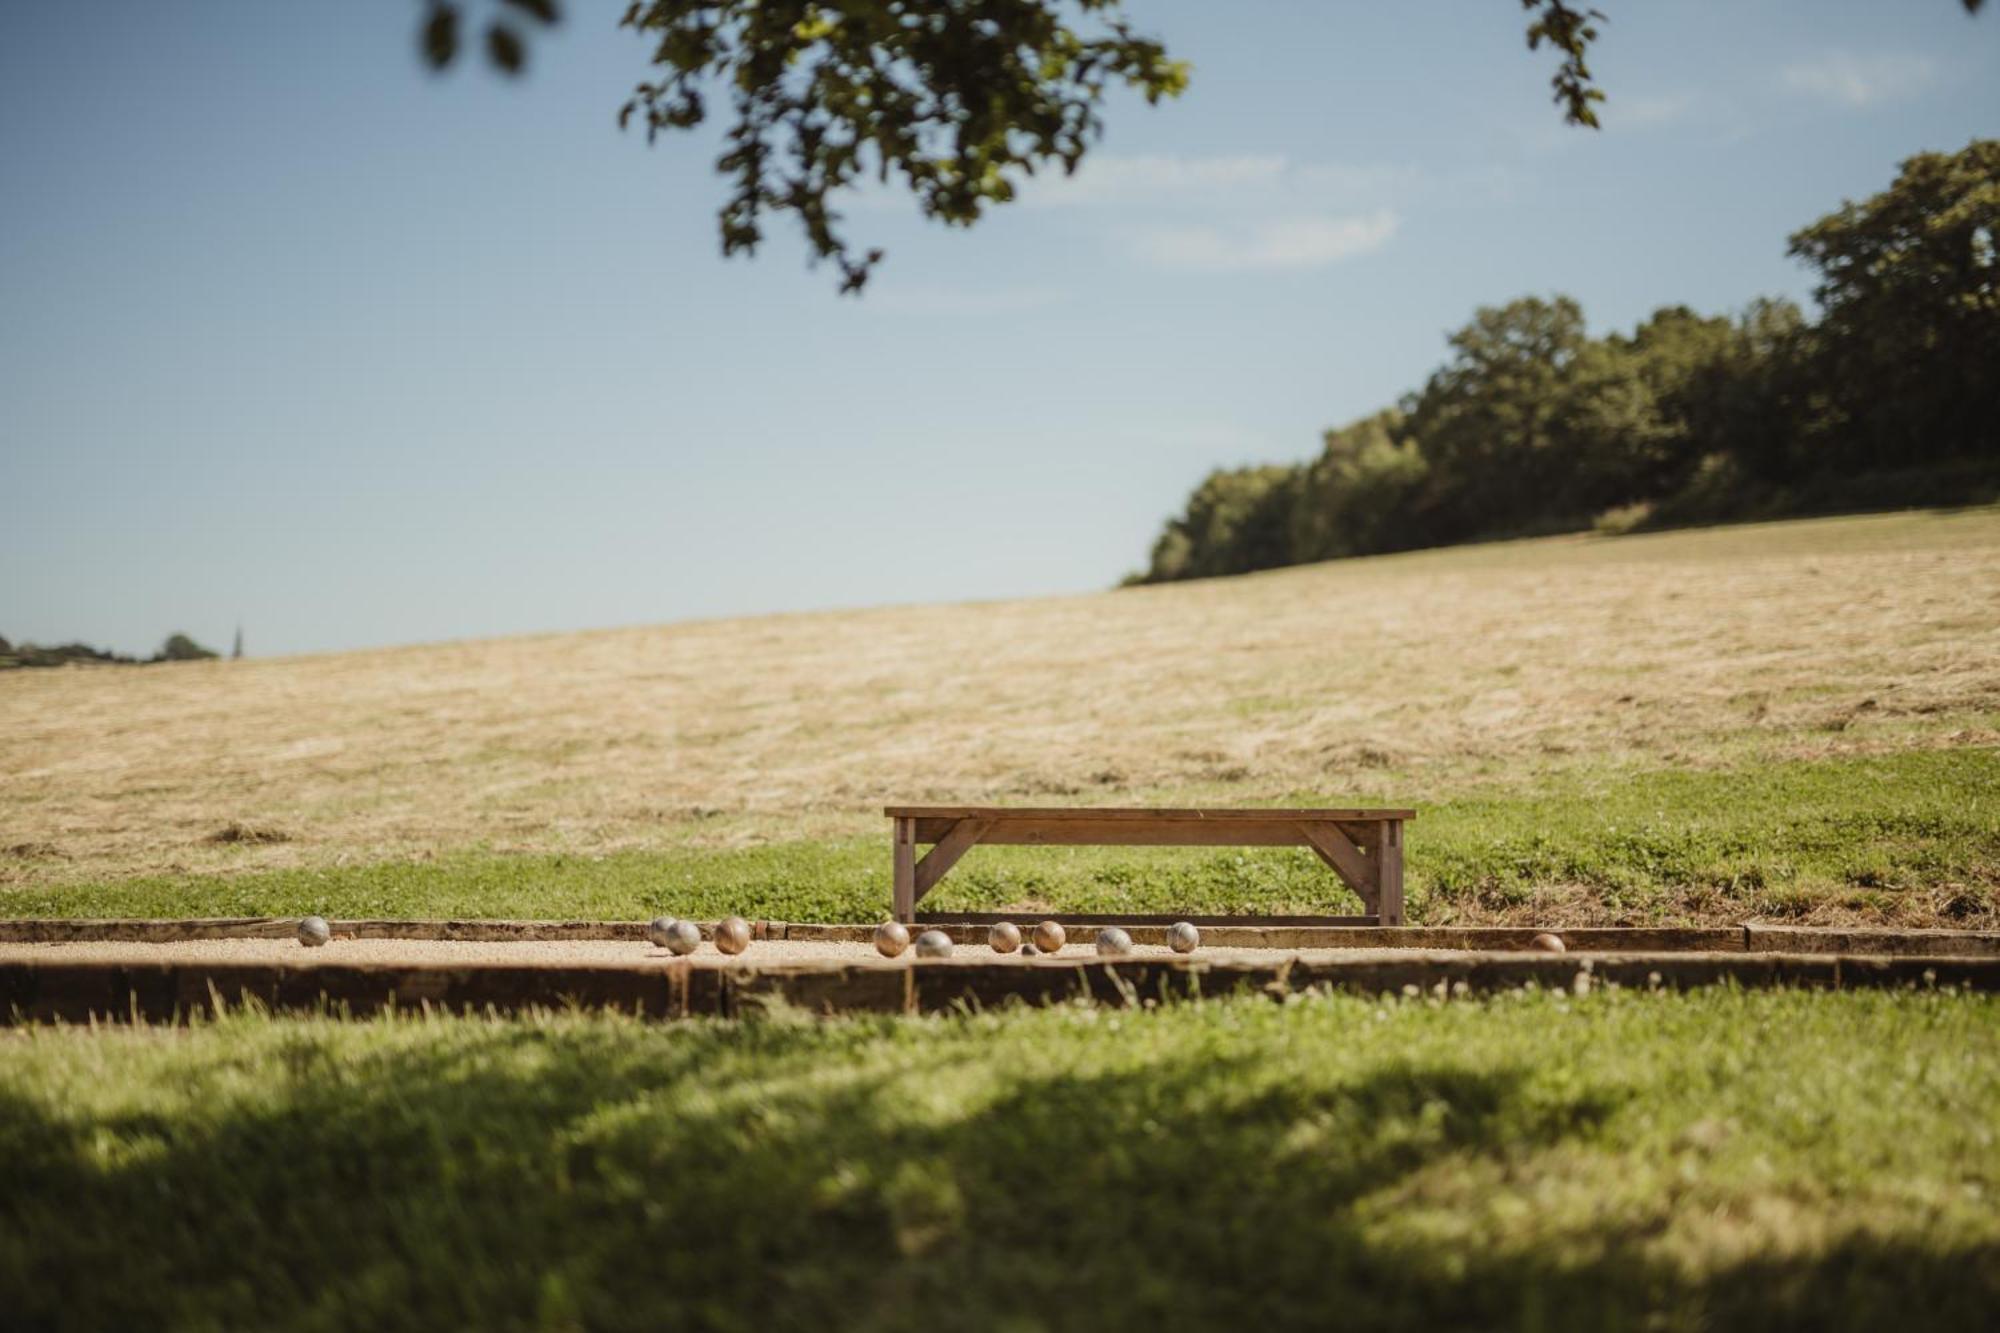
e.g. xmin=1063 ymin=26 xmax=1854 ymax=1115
xmin=915 ymin=817 xmax=1341 ymax=847
xmin=887 ymin=805 xmax=1415 ymax=821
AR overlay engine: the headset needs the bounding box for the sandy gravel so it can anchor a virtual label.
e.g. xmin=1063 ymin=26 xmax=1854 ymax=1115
xmin=0 ymin=938 xmax=1479 ymax=969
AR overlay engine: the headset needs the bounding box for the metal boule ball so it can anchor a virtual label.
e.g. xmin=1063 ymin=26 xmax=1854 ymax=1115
xmin=1096 ymin=926 xmax=1134 ymax=957
xmin=1531 ymin=932 xmax=1567 ymax=954
xmin=873 ymin=921 xmax=911 ymax=958
xmin=1167 ymin=921 xmax=1201 ymax=954
xmin=988 ymin=921 xmax=1022 ymax=954
xmin=666 ymin=919 xmax=702 ymax=956
xmin=1032 ymin=920 xmax=1066 ymax=954
xmin=715 ymin=915 xmax=753 ymax=956
xmin=297 ymin=915 xmax=331 ymax=948
xmin=646 ymin=916 xmax=679 ymax=949
xmin=913 ymin=929 xmax=954 ymax=959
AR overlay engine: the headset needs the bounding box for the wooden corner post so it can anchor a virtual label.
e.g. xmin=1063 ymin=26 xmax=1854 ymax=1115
xmin=892 ymin=816 xmax=917 ymax=923
xmin=1378 ymin=819 xmax=1406 ymax=926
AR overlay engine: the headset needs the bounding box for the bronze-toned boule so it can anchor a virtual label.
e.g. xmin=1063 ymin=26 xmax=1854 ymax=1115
xmin=715 ymin=915 xmax=753 ymax=955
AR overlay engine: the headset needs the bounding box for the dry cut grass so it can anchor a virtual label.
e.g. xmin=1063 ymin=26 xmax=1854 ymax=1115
xmin=3 ymin=509 xmax=1997 ymax=888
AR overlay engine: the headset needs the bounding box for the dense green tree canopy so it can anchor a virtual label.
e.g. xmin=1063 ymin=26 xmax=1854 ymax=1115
xmin=1789 ymin=140 xmax=2000 ymax=466
xmin=1131 ymin=141 xmax=2000 ymax=584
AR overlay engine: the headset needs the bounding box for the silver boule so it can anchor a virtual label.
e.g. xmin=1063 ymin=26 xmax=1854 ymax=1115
xmin=1095 ymin=926 xmax=1134 ymax=957
xmin=913 ymin=929 xmax=954 ymax=959
xmin=1166 ymin=921 xmax=1201 ymax=954
xmin=1531 ymin=932 xmax=1567 ymax=954
xmin=665 ymin=919 xmax=702 ymax=956
xmin=646 ymin=916 xmax=679 ymax=949
xmin=988 ymin=921 xmax=1023 ymax=954
xmin=297 ymin=915 xmax=331 ymax=948
xmin=873 ymin=921 xmax=911 ymax=958
xmin=1031 ymin=920 xmax=1066 ymax=954
xmin=715 ymin=915 xmax=753 ymax=956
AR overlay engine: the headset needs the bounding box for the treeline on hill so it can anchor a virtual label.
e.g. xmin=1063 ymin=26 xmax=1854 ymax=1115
xmin=0 ymin=633 xmax=219 ymax=671
xmin=1132 ymin=140 xmax=1999 ymax=584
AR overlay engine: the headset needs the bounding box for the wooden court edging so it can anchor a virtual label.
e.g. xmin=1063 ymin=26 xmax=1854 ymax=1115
xmin=6 ymin=951 xmax=1997 ymax=1025
xmin=11 ymin=918 xmax=1999 ymax=956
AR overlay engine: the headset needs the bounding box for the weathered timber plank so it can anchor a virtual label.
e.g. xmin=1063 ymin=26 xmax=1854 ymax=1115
xmin=916 ymin=818 xmax=1319 ymax=847
xmin=729 ymin=965 xmax=912 ymax=1016
xmin=1295 ymin=821 xmax=1372 ymax=900
xmin=1744 ymin=925 xmax=2000 ymax=958
xmin=7 ymin=951 xmax=1998 ymax=1024
xmin=1376 ymin=820 xmax=1406 ymax=927
xmin=892 ymin=816 xmax=917 ymax=922
xmin=912 ymin=818 xmax=991 ymax=900
xmin=889 ymin=806 xmax=1414 ymax=821
xmin=915 ymin=912 xmax=1376 ymax=931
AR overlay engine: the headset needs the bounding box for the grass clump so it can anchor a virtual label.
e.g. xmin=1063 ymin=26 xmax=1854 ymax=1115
xmin=1 ymin=987 xmax=1996 ymax=1331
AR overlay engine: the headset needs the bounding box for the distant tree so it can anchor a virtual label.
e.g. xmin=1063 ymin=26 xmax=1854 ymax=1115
xmin=1402 ymin=295 xmax=1591 ymax=540
xmin=1142 ymin=465 xmax=1296 ymax=582
xmin=1286 ymin=410 xmax=1428 ymax=563
xmin=1559 ymin=305 xmax=1742 ymax=510
xmin=1787 ymin=139 xmax=2000 ymax=468
xmin=0 ymin=639 xmax=139 ymax=669
xmin=157 ymin=633 xmax=219 ymax=662
xmin=1692 ymin=296 xmax=1821 ymax=487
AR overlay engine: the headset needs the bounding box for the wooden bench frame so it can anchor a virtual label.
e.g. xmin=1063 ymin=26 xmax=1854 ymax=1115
xmin=886 ymin=806 xmax=1413 ymax=928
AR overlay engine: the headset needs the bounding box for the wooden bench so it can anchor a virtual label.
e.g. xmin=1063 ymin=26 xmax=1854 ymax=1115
xmin=886 ymin=806 xmax=1414 ymax=928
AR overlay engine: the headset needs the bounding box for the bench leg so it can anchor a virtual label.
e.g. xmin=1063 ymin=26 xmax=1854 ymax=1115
xmin=892 ymin=816 xmax=917 ymax=923
xmin=1377 ymin=820 xmax=1405 ymax=927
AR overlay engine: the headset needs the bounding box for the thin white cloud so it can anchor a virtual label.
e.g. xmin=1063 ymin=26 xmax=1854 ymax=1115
xmin=1025 ymin=153 xmax=1290 ymax=208
xmin=870 ymin=282 xmax=1064 ymax=315
xmin=1132 ymin=210 xmax=1398 ymax=274
xmin=1616 ymin=93 xmax=1696 ymax=128
xmin=1781 ymin=52 xmax=1937 ymax=107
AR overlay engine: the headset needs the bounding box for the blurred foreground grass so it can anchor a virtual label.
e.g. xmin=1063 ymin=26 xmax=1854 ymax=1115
xmin=2 ymin=987 xmax=1996 ymax=1331
xmin=11 ymin=748 xmax=1995 ymax=927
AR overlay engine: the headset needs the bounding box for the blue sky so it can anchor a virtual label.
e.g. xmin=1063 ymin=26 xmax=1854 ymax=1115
xmin=3 ymin=1 xmax=1995 ymax=658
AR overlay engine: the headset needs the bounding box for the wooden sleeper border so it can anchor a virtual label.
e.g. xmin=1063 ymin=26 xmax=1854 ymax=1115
xmin=5 ymin=918 xmax=1998 ymax=957
xmin=5 ymin=951 xmax=1998 ymax=1026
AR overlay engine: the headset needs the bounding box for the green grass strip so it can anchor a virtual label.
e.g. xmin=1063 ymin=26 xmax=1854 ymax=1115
xmin=2 ymin=988 xmax=1996 ymax=1331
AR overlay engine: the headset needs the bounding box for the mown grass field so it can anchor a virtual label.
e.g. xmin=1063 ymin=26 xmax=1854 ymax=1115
xmin=5 ymin=508 xmax=1997 ymax=927
xmin=3 ymin=988 xmax=1996 ymax=1331
xmin=8 ymin=748 xmax=1992 ymax=927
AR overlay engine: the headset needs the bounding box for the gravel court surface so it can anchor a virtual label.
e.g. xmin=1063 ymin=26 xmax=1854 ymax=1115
xmin=0 ymin=939 xmax=1488 ymax=968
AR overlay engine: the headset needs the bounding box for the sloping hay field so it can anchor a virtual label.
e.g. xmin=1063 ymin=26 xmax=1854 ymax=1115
xmin=2 ymin=509 xmax=1996 ymax=923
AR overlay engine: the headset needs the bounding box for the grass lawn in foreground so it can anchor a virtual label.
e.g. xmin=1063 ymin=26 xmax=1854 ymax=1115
xmin=2 ymin=987 xmax=1996 ymax=1331
xmin=12 ymin=748 xmax=1995 ymax=928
